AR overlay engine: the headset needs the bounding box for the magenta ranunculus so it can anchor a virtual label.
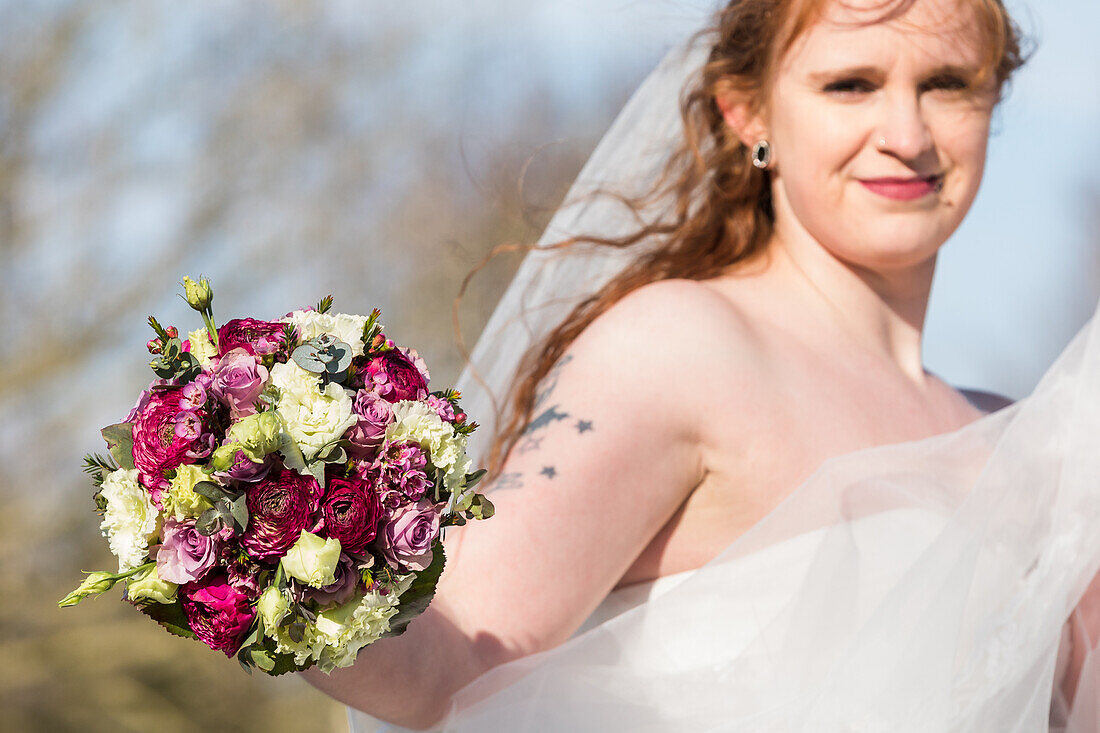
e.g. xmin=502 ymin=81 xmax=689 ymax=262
xmin=318 ymin=475 xmax=383 ymax=555
xmin=156 ymin=518 xmax=218 ymax=584
xmin=209 ymin=348 xmax=268 ymax=419
xmin=218 ymin=318 xmax=287 ymax=357
xmin=306 ymin=553 xmax=361 ymax=608
xmin=363 ymin=350 xmax=429 ymax=403
xmin=376 ymin=498 xmax=440 ymax=572
xmin=131 ymin=388 xmax=206 ymax=492
xmin=240 ymin=468 xmax=321 ymax=561
xmin=180 ymin=575 xmax=255 ymax=657
xmin=346 ymin=390 xmax=393 ymax=458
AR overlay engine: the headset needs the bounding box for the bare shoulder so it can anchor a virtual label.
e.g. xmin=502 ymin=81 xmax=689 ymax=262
xmin=957 ymin=387 xmax=1016 ymax=415
xmin=571 ymin=278 xmax=768 ymax=375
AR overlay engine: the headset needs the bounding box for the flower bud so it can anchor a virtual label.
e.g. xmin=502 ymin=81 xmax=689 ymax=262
xmin=182 ymin=276 xmax=213 ymax=311
xmin=58 ymin=571 xmax=117 ymax=607
xmin=165 ymin=326 xmax=179 ymax=338
xmin=147 ymin=338 xmax=164 ymax=354
xmin=281 ymin=531 xmax=341 ymax=588
xmin=257 ymin=585 xmax=290 ymax=632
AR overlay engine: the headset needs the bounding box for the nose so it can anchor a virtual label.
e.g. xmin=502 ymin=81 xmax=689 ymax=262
xmin=875 ymin=92 xmax=934 ymax=163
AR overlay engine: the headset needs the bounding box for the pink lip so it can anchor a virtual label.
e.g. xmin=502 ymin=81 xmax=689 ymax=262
xmin=859 ymin=176 xmax=942 ymax=201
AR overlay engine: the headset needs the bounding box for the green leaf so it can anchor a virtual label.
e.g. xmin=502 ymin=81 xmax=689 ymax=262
xmin=228 ymin=493 xmax=249 ymax=533
xmin=468 ymin=494 xmax=495 ymax=520
xmin=463 ymin=468 xmax=488 ymax=489
xmin=101 ymin=423 xmax=135 ymax=471
xmin=195 ymin=507 xmax=224 ymax=537
xmin=315 ymin=294 xmax=334 ymax=314
xmin=139 ymin=600 xmax=198 ymax=640
xmin=278 ymin=433 xmax=307 ymax=473
xmin=379 ymin=539 xmax=446 ymax=639
xmin=193 ymin=480 xmax=230 ymax=503
xmin=250 ymin=648 xmax=276 ymax=672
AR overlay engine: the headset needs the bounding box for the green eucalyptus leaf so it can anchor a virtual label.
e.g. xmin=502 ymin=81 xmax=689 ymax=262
xmin=463 ymin=468 xmax=488 ymax=489
xmin=193 ymin=480 xmax=229 ymax=503
xmin=469 ymin=494 xmax=495 ymax=520
xmin=288 ymin=621 xmax=306 ymax=644
xmin=195 ymin=508 xmax=223 ymax=537
xmin=229 ymin=493 xmax=249 ymax=533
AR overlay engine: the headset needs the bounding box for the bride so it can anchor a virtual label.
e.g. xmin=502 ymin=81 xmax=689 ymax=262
xmin=307 ymin=0 xmax=1100 ymax=730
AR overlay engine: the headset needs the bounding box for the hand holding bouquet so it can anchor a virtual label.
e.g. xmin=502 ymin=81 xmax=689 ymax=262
xmin=60 ymin=277 xmax=493 ymax=675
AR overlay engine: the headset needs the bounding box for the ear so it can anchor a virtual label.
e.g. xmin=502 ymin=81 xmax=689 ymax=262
xmin=714 ymin=79 xmax=769 ymax=149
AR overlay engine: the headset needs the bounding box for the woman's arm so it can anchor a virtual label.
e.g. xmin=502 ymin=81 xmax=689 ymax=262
xmin=302 ymin=281 xmax=729 ymax=729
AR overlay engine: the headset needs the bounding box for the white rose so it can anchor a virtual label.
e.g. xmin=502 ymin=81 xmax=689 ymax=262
xmin=270 ymin=361 xmax=357 ymax=458
xmin=98 ymin=468 xmax=160 ymax=572
xmin=385 ymin=401 xmax=472 ymax=492
xmin=281 ymin=310 xmax=369 ymax=357
xmin=187 ymin=327 xmax=217 ymax=366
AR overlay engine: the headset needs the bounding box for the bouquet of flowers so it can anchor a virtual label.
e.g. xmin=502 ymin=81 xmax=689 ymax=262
xmin=60 ymin=276 xmax=494 ymax=675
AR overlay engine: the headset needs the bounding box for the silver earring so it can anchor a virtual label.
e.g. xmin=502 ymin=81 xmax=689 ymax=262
xmin=751 ymin=140 xmax=772 ymax=170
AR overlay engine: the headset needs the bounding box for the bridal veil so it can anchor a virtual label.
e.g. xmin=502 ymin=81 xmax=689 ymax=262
xmin=352 ymin=5 xmax=1100 ymax=731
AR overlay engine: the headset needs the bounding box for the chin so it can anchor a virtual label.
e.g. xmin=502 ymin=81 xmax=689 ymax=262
xmin=831 ymin=232 xmax=945 ymax=272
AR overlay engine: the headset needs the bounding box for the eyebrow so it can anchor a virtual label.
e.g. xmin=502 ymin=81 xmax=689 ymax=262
xmin=807 ymin=63 xmax=981 ymax=84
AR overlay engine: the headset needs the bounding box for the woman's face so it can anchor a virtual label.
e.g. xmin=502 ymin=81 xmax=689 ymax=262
xmin=763 ymin=0 xmax=999 ymax=269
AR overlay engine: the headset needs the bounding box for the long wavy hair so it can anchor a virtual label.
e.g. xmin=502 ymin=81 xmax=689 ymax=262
xmin=463 ymin=0 xmax=1029 ymax=478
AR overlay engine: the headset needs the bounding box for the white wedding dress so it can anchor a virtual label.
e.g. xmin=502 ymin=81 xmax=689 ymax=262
xmin=347 ymin=291 xmax=1100 ymax=728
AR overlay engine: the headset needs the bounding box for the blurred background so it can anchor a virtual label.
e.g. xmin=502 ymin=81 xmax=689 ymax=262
xmin=0 ymin=0 xmax=1096 ymax=731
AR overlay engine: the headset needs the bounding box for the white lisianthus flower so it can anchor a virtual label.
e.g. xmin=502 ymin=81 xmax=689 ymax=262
xmin=281 ymin=310 xmax=370 ymax=357
xmin=271 ymin=576 xmax=411 ymax=671
xmin=386 ymin=401 xmax=472 ymax=492
xmin=99 ymin=468 xmax=160 ymax=572
xmin=164 ymin=464 xmax=213 ymax=521
xmin=269 ymin=361 xmax=357 ymax=459
xmin=281 ymin=531 xmax=341 ymax=588
xmin=187 ymin=327 xmax=217 ymax=366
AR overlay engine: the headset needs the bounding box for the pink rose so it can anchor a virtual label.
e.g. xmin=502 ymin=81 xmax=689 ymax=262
xmin=218 ymin=318 xmax=287 ymax=357
xmin=156 ymin=518 xmax=218 ymax=584
xmin=346 ymin=390 xmax=393 ymax=458
xmin=376 ymin=498 xmax=440 ymax=572
xmin=240 ymin=468 xmax=321 ymax=561
xmin=131 ymin=388 xmax=207 ymax=493
xmin=318 ymin=475 xmax=383 ymax=555
xmin=180 ymin=575 xmax=255 ymax=657
xmin=210 ymin=348 xmax=268 ymax=419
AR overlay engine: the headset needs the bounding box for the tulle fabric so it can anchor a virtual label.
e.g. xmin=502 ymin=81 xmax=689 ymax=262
xmin=422 ymin=291 xmax=1100 ymax=731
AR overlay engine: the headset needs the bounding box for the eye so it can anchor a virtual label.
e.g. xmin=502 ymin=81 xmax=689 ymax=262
xmin=923 ymin=74 xmax=970 ymax=93
xmin=823 ymin=78 xmax=876 ymax=96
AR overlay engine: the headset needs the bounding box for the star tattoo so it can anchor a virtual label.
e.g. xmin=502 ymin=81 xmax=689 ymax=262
xmin=575 ymin=420 xmax=593 ymax=434
xmin=518 ymin=436 xmax=544 ymax=454
xmin=540 ymin=466 xmax=558 ymax=479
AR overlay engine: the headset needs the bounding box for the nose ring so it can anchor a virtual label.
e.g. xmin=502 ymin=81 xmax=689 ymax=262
xmin=877 ymin=136 xmax=888 ymax=149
